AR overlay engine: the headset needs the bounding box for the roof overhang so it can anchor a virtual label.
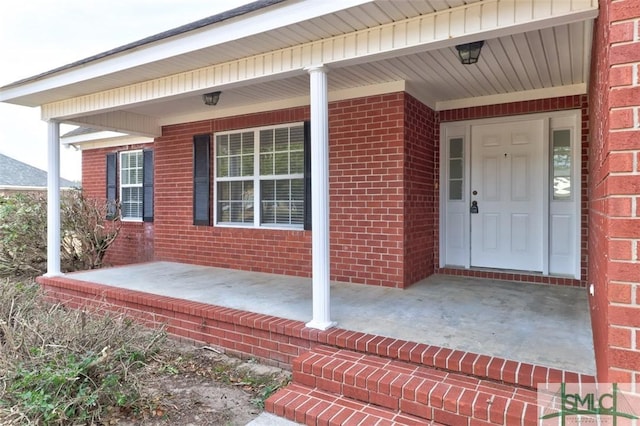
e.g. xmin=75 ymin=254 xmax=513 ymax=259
xmin=0 ymin=0 xmax=598 ymax=139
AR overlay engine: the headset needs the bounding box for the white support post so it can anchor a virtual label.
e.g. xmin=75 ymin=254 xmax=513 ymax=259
xmin=45 ymin=120 xmax=62 ymax=277
xmin=305 ymin=65 xmax=336 ymax=331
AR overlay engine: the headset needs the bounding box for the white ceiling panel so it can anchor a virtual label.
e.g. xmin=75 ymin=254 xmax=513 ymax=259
xmin=123 ymin=16 xmax=593 ymax=124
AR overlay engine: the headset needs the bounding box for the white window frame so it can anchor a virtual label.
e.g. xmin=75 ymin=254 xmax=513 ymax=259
xmin=214 ymin=123 xmax=305 ymax=230
xmin=119 ymin=150 xmax=144 ymax=222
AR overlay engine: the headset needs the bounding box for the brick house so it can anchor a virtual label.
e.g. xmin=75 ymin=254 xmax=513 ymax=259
xmin=1 ymin=0 xmax=638 ymax=401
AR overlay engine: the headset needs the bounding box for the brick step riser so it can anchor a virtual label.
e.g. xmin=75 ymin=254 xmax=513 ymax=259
xmin=267 ymin=384 xmax=445 ymax=426
xmin=288 ymin=346 xmax=540 ymax=425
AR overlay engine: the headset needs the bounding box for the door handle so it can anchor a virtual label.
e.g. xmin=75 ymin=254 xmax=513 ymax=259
xmin=470 ymin=200 xmax=479 ymax=214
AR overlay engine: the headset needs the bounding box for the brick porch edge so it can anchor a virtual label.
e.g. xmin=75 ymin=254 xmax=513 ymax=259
xmin=37 ymin=275 xmax=595 ymax=390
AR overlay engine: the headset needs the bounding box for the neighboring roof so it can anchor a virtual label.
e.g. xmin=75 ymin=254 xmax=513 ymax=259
xmin=1 ymin=0 xmax=285 ymax=90
xmin=0 ymin=154 xmax=77 ymax=188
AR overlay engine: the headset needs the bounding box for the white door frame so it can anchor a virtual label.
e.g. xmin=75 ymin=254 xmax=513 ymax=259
xmin=439 ymin=110 xmax=582 ymax=279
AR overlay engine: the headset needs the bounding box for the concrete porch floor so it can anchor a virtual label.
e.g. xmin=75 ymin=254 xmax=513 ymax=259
xmin=69 ymin=261 xmax=595 ymax=375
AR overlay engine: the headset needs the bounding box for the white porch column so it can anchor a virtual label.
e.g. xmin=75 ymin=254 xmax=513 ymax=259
xmin=45 ymin=120 xmax=62 ymax=277
xmin=305 ymin=65 xmax=336 ymax=331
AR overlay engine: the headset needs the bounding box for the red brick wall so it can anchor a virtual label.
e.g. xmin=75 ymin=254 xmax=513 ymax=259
xmin=436 ymin=95 xmax=590 ymax=287
xmin=154 ymin=108 xmax=313 ymax=275
xmin=82 ymin=144 xmax=154 ymax=266
xmin=329 ymin=93 xmax=407 ymax=287
xmin=403 ymin=95 xmax=437 ymax=285
xmin=153 ymin=94 xmax=427 ymax=288
xmin=589 ymin=0 xmax=640 ymax=384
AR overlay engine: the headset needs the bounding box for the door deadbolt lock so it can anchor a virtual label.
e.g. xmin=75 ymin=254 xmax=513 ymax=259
xmin=470 ymin=200 xmax=479 ymax=214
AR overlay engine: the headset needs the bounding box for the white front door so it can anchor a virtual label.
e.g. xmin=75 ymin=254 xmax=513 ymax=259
xmin=470 ymin=119 xmax=544 ymax=271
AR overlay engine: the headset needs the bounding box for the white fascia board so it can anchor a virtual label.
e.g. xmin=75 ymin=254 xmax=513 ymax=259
xmin=0 ymin=0 xmax=371 ymax=106
xmin=435 ymin=83 xmax=587 ymax=111
xmin=66 ymin=135 xmax=154 ymax=151
xmin=61 ymin=130 xmax=127 ymax=144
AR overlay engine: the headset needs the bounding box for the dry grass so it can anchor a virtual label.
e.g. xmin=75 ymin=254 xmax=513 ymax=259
xmin=0 ymin=279 xmax=291 ymax=425
xmin=0 ymin=279 xmax=165 ymax=425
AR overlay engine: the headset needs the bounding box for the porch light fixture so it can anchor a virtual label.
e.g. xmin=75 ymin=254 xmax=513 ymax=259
xmin=203 ymin=91 xmax=221 ymax=106
xmin=455 ymin=41 xmax=484 ymax=65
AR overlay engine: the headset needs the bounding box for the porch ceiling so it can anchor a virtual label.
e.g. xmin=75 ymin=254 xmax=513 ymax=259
xmin=125 ymin=20 xmax=592 ymax=125
xmin=0 ymin=0 xmax=597 ymax=136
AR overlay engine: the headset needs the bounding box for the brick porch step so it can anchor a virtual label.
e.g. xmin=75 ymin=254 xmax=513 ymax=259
xmin=266 ymin=383 xmax=439 ymax=425
xmin=266 ymin=345 xmax=541 ymax=425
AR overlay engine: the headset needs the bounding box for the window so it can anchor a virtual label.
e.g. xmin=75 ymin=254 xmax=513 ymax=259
xmin=448 ymin=137 xmax=464 ymax=200
xmin=214 ymin=123 xmax=306 ymax=228
xmin=106 ymin=150 xmax=154 ymax=222
xmin=120 ymin=151 xmax=144 ymax=220
xmin=552 ymin=129 xmax=572 ymax=200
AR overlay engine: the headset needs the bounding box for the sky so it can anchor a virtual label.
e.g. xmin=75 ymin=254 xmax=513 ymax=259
xmin=0 ymin=0 xmax=252 ymax=181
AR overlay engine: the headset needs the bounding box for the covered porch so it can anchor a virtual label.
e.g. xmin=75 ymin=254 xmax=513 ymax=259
xmin=45 ymin=261 xmax=594 ymax=376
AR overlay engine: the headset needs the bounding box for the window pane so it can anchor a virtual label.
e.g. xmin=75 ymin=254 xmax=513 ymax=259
xmin=230 ymin=181 xmax=243 ymax=199
xmin=447 ymin=137 xmax=464 ymax=201
xmin=449 ymin=180 xmax=463 ymax=201
xmin=276 ymin=180 xmax=289 ymax=200
xmin=553 ymin=129 xmax=572 ymax=200
xmin=260 ymin=129 xmax=273 ymax=152
xmin=216 ymin=135 xmax=229 ymax=155
xmin=290 ymin=126 xmax=303 ymax=151
xmin=217 ymin=157 xmax=228 ymax=177
xmin=242 ymin=154 xmax=254 ymax=176
xmin=260 ymin=179 xmax=302 ymax=225
xmin=122 ymin=187 xmax=142 ymax=218
xmin=450 ymin=138 xmax=463 ymax=158
xmin=261 ymin=180 xmax=274 ymax=200
xmin=291 ymin=179 xmax=303 ymax=201
xmin=217 ymin=181 xmax=229 ymax=200
xmin=229 ymin=156 xmax=241 ymax=177
xmin=216 ymin=132 xmax=254 ymax=179
xmin=275 ymin=152 xmax=289 ymax=174
xmin=290 ymin=151 xmax=303 ymax=174
xmin=262 ymin=201 xmax=276 ymax=224
xmin=449 ymin=159 xmax=463 ymax=180
xmin=242 ymin=133 xmax=254 ymax=154
xmin=229 ymin=133 xmax=241 ymax=155
xmin=217 ymin=201 xmax=230 ymax=222
xmin=291 ymin=202 xmax=304 ymax=224
xmin=260 ymin=153 xmax=273 ymax=175
xmin=217 ymin=180 xmax=253 ymax=223
xmin=274 ymin=128 xmax=288 ymax=151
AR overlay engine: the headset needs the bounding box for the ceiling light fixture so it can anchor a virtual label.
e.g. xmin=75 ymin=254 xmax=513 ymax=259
xmin=203 ymin=91 xmax=221 ymax=106
xmin=455 ymin=41 xmax=484 ymax=65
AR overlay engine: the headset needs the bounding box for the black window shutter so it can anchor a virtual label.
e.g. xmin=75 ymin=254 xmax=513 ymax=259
xmin=142 ymin=149 xmax=154 ymax=222
xmin=106 ymin=153 xmax=117 ymax=220
xmin=303 ymin=121 xmax=312 ymax=230
xmin=193 ymin=134 xmax=211 ymax=226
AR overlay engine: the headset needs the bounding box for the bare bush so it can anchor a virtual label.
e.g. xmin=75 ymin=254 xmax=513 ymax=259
xmin=0 ymin=191 xmax=121 ymax=276
xmin=60 ymin=190 xmax=121 ymax=271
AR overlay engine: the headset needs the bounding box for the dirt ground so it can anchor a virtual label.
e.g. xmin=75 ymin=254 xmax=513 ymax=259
xmin=110 ymin=340 xmax=291 ymax=426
